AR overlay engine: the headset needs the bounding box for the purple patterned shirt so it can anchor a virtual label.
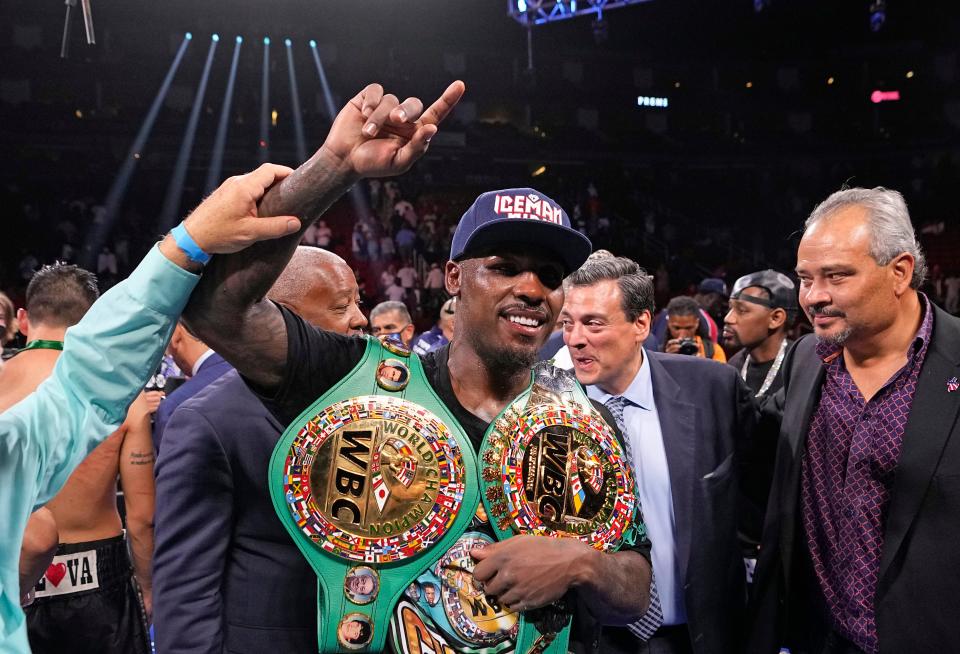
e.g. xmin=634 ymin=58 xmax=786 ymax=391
xmin=800 ymin=295 xmax=933 ymax=654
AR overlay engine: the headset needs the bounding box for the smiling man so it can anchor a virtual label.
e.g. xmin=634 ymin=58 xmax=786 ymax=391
xmin=180 ymin=80 xmax=653 ymax=654
xmin=748 ymin=187 xmax=960 ymax=654
xmin=561 ymin=255 xmax=756 ymax=654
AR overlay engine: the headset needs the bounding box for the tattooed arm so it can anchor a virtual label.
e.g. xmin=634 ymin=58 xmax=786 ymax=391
xmin=119 ymin=390 xmax=163 ymax=619
xmin=182 ymin=81 xmax=464 ymax=393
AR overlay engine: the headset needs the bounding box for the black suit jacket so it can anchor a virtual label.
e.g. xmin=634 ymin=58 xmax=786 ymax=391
xmin=153 ymin=352 xmax=233 ymax=451
xmin=153 ymin=370 xmax=317 ymax=653
xmin=747 ymin=304 xmax=960 ymax=654
xmin=599 ymin=351 xmax=757 ymax=654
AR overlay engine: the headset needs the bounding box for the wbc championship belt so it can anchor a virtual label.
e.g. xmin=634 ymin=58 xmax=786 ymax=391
xmin=479 ymin=362 xmax=639 ymax=654
xmin=268 ymin=336 xmax=480 ymax=653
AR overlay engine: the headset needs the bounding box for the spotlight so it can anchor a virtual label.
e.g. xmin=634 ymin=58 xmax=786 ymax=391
xmin=309 ymin=39 xmax=317 ymax=48
xmin=745 ymin=81 xmax=753 ymax=88
xmin=906 ymin=70 xmax=915 ymax=79
xmin=827 ymin=76 xmax=835 ymax=85
xmin=532 ymin=165 xmax=547 ymax=177
xmin=185 ymin=32 xmax=193 ymax=40
xmin=236 ymin=36 xmax=243 ymax=44
xmin=212 ymin=34 xmax=220 ymax=42
xmin=518 ymin=0 xmax=527 ymax=11
xmin=263 ymin=36 xmax=270 ymax=45
xmin=869 ymin=0 xmax=886 ymax=32
xmin=284 ymin=38 xmax=292 ymax=47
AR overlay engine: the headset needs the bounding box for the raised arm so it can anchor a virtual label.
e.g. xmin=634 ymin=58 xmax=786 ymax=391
xmin=182 ymin=81 xmax=465 ymax=392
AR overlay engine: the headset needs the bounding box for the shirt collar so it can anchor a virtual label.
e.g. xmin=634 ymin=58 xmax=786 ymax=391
xmin=586 ymin=348 xmax=655 ymax=411
xmin=191 ymin=348 xmax=215 ymax=376
xmin=815 ymin=292 xmax=934 ymax=364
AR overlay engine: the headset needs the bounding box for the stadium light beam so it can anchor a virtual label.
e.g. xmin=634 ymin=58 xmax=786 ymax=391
xmin=309 ymin=43 xmax=338 ymax=122
xmin=204 ymin=34 xmax=243 ymax=195
xmin=80 ymin=34 xmax=192 ymax=267
xmin=285 ymin=37 xmax=307 ymax=163
xmin=309 ymin=44 xmax=370 ymax=222
xmin=158 ymin=36 xmax=219 ymax=232
xmin=259 ymin=37 xmax=271 ymax=163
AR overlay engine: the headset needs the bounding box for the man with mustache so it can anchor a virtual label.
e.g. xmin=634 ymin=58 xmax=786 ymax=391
xmin=748 ymin=187 xmax=960 ymax=654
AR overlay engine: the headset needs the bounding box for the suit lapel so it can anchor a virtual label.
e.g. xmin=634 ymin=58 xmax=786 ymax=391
xmin=648 ymin=354 xmax=697 ymax=577
xmin=879 ymin=307 xmax=960 ymax=584
xmin=778 ymin=337 xmax=825 ymax=581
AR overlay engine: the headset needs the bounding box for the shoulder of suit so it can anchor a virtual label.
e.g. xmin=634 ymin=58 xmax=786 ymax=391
xmin=649 ymin=349 xmax=738 ymax=381
xmin=174 ymin=369 xmax=254 ymax=415
xmin=930 ymin=303 xmax=960 ymax=350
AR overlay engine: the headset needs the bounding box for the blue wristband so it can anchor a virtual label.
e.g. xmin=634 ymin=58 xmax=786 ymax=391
xmin=170 ymin=223 xmax=211 ymax=265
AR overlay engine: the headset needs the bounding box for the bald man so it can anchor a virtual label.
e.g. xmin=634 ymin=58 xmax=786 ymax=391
xmin=152 ymin=247 xmax=366 ymax=653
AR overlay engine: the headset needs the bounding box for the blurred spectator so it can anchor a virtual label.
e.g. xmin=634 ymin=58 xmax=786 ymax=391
xmin=424 ymin=262 xmax=445 ymax=308
xmin=315 ymin=220 xmax=332 ymax=249
xmin=379 ymin=230 xmax=396 ymax=260
xmin=351 ymin=223 xmax=366 ymax=262
xmin=369 ymin=301 xmax=415 ymax=347
xmin=694 ymin=277 xmax=726 ymax=342
xmin=413 ymin=297 xmax=456 ymax=356
xmin=662 ymin=295 xmax=726 ymax=362
xmin=97 ymin=246 xmax=118 ymax=277
xmin=945 ymin=270 xmax=960 ymax=315
xmin=395 ymin=224 xmax=417 ymax=260
xmin=0 ymin=291 xmax=16 ymax=361
xmin=396 ymin=260 xmax=418 ymax=292
xmin=383 ymin=277 xmax=406 ymax=303
xmin=380 ymin=264 xmax=398 ymax=292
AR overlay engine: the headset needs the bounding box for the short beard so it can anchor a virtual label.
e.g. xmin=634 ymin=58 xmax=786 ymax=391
xmin=473 ymin=336 xmax=538 ymax=378
xmin=477 ymin=346 xmax=537 ymax=378
xmin=815 ymin=325 xmax=853 ymax=347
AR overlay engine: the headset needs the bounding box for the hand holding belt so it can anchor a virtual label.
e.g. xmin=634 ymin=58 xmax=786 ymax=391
xmin=268 ymin=336 xmax=480 ymax=652
xmin=479 ymin=361 xmax=640 ymax=654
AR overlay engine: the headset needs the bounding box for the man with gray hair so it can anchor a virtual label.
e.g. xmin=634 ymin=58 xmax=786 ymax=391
xmin=748 ymin=187 xmax=960 ymax=654
xmin=561 ymin=255 xmax=756 ymax=654
xmin=369 ymin=300 xmax=415 ymax=347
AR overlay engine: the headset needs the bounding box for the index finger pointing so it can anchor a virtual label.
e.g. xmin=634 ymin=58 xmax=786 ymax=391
xmin=421 ymin=80 xmax=466 ymax=127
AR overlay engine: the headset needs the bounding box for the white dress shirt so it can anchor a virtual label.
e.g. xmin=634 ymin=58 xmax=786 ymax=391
xmin=587 ymin=348 xmax=687 ymax=625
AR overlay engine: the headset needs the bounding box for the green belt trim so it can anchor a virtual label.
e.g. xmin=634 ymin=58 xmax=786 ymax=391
xmin=268 ymin=337 xmax=480 ymax=653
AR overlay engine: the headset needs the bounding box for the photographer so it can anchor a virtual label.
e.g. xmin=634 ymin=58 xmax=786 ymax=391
xmin=661 ymin=296 xmax=727 ymax=362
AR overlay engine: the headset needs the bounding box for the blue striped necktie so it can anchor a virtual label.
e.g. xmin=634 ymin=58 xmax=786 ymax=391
xmin=604 ymin=395 xmax=665 ymax=641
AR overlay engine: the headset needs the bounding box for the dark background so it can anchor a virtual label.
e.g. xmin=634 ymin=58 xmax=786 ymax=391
xmin=2 ymin=0 xmax=958 ymax=304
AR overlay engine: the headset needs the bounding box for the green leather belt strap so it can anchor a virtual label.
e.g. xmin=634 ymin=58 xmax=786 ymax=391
xmin=479 ymin=362 xmax=639 ymax=654
xmin=269 ymin=337 xmax=480 ymax=652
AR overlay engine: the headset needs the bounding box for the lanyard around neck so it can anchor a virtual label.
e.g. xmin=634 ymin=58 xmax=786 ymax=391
xmin=19 ymin=339 xmax=64 ymax=353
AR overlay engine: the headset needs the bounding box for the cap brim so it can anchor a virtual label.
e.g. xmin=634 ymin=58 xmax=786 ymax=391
xmin=457 ymin=219 xmax=593 ymax=274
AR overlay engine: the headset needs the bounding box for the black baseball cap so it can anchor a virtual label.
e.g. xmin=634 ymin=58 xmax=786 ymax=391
xmin=730 ymin=269 xmax=798 ymax=315
xmin=449 ymin=188 xmax=592 ymax=274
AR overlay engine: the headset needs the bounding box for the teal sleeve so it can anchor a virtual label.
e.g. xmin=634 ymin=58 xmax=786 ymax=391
xmin=0 ymin=245 xmax=198 ymax=653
